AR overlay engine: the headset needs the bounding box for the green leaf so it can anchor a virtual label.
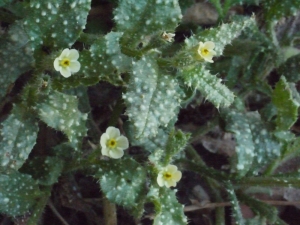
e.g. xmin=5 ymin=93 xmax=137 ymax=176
xmin=123 ymin=56 xmax=183 ymax=140
xmin=95 ymin=158 xmax=147 ymax=218
xmin=246 ymin=112 xmax=281 ymax=175
xmin=264 ymin=0 xmax=300 ymax=21
xmin=272 ymin=76 xmax=299 ymax=131
xmin=180 ymin=65 xmax=235 ymax=108
xmin=237 ymin=192 xmax=277 ymax=223
xmin=23 ymin=0 xmax=91 ymax=50
xmin=37 ymin=90 xmax=87 ymax=150
xmin=186 ymin=16 xmax=256 ymax=56
xmin=0 ymin=21 xmax=33 ymax=99
xmin=149 ymin=129 xmax=190 ymax=166
xmin=148 ymin=187 xmax=187 ymax=225
xmin=0 ymin=105 xmax=38 ymax=172
xmin=277 ymin=54 xmax=300 ymax=82
xmin=20 ymin=157 xmax=64 ymax=186
xmin=114 ymin=0 xmax=182 ymax=45
xmin=225 ymin=182 xmax=245 ymax=225
xmin=0 ymin=0 xmax=13 ymax=7
xmin=0 ymin=172 xmax=43 ymax=216
xmin=222 ymin=110 xmax=255 ymax=177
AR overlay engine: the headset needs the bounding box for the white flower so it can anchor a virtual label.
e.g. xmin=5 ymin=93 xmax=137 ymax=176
xmin=100 ymin=127 xmax=129 ymax=159
xmin=197 ymin=41 xmax=216 ymax=63
xmin=54 ymin=48 xmax=81 ymax=78
xmin=162 ymin=31 xmax=175 ymax=42
xmin=157 ymin=164 xmax=182 ymax=188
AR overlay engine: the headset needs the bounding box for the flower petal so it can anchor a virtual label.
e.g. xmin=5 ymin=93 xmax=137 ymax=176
xmin=157 ymin=174 xmax=164 ymax=187
xmin=204 ymin=41 xmax=215 ymax=50
xmin=69 ymin=61 xmax=81 ymax=73
xmin=116 ymin=136 xmax=129 ymax=149
xmin=69 ymin=49 xmax=79 ymax=60
xmin=173 ymin=171 xmax=182 ymax=182
xmin=60 ymin=48 xmax=70 ymax=59
xmin=167 ymin=165 xmax=177 ymax=173
xmin=60 ymin=67 xmax=71 ymax=78
xmin=109 ymin=149 xmax=124 ymax=159
xmin=53 ymin=58 xmax=60 ymax=71
xmin=100 ymin=133 xmax=109 ymax=148
xmin=101 ymin=147 xmax=109 ymax=157
xmin=166 ymin=180 xmax=176 ymax=187
xmin=106 ymin=127 xmax=120 ymax=139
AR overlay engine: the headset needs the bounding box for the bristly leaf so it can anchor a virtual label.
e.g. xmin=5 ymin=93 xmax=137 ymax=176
xmin=272 ymin=76 xmax=299 ymax=131
xmin=222 ymin=110 xmax=255 ymax=177
xmin=0 ymin=172 xmax=43 ymax=216
xmin=277 ymin=54 xmax=300 ymax=82
xmin=148 ymin=187 xmax=187 ymax=225
xmin=23 ymin=0 xmax=91 ymax=50
xmin=20 ymin=156 xmax=64 ymax=186
xmin=185 ymin=16 xmax=256 ymax=56
xmin=0 ymin=105 xmax=38 ymax=172
xmin=37 ymin=90 xmax=87 ymax=150
xmin=264 ymin=0 xmax=300 ymax=21
xmin=180 ymin=64 xmax=235 ymax=108
xmin=0 ymin=21 xmax=33 ymax=99
xmin=123 ymin=56 xmax=183 ymax=140
xmin=95 ymin=158 xmax=147 ymax=218
xmin=114 ymin=0 xmax=182 ymax=45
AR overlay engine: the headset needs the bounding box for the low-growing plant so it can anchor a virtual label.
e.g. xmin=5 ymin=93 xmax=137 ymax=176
xmin=1 ymin=0 xmax=300 ymax=224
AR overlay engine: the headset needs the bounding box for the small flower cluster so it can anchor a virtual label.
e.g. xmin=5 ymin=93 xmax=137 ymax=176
xmin=99 ymin=126 xmax=182 ymax=188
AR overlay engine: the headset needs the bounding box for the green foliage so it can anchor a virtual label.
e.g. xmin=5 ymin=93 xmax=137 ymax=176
xmin=23 ymin=0 xmax=91 ymax=50
xmin=148 ymin=187 xmax=187 ymax=225
xmin=95 ymin=158 xmax=147 ymax=217
xmin=123 ymin=56 xmax=183 ymax=140
xmin=37 ymin=90 xmax=87 ymax=150
xmin=0 ymin=106 xmax=38 ymax=172
xmin=0 ymin=172 xmax=43 ymax=216
xmin=272 ymin=76 xmax=299 ymax=131
xmin=181 ymin=65 xmax=235 ymax=108
xmin=114 ymin=0 xmax=182 ymax=46
xmin=264 ymin=0 xmax=300 ymax=21
xmin=0 ymin=22 xmax=33 ymax=99
xmin=2 ymin=0 xmax=300 ymax=224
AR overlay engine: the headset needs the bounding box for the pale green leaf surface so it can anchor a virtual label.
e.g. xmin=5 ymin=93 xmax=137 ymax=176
xmin=222 ymin=110 xmax=255 ymax=177
xmin=148 ymin=187 xmax=187 ymax=225
xmin=186 ymin=16 xmax=256 ymax=56
xmin=123 ymin=56 xmax=183 ymax=140
xmin=181 ymin=65 xmax=234 ymax=108
xmin=0 ymin=22 xmax=33 ymax=99
xmin=114 ymin=0 xmax=182 ymax=45
xmin=37 ymin=90 xmax=87 ymax=150
xmin=264 ymin=0 xmax=300 ymax=21
xmin=23 ymin=0 xmax=91 ymax=50
xmin=0 ymin=106 xmax=38 ymax=172
xmin=95 ymin=158 xmax=147 ymax=217
xmin=0 ymin=172 xmax=43 ymax=216
xmin=272 ymin=76 xmax=298 ymax=131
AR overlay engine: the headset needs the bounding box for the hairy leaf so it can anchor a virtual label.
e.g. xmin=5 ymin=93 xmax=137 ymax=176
xmin=272 ymin=76 xmax=299 ymax=131
xmin=148 ymin=187 xmax=187 ymax=225
xmin=95 ymin=158 xmax=147 ymax=218
xmin=0 ymin=106 xmax=38 ymax=172
xmin=186 ymin=16 xmax=256 ymax=56
xmin=123 ymin=56 xmax=183 ymax=140
xmin=37 ymin=90 xmax=87 ymax=150
xmin=264 ymin=0 xmax=300 ymax=21
xmin=0 ymin=172 xmax=43 ymax=216
xmin=114 ymin=0 xmax=182 ymax=45
xmin=0 ymin=22 xmax=33 ymax=99
xmin=181 ymin=64 xmax=235 ymax=108
xmin=23 ymin=0 xmax=91 ymax=50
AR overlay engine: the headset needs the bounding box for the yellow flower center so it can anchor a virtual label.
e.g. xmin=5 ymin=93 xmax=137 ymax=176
xmin=201 ymin=48 xmax=209 ymax=56
xmin=163 ymin=172 xmax=172 ymax=180
xmin=60 ymin=58 xmax=70 ymax=67
xmin=107 ymin=138 xmax=117 ymax=148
